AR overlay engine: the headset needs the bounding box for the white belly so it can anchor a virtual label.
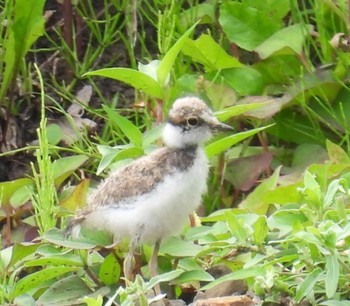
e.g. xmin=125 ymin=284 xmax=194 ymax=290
xmin=81 ymin=149 xmax=209 ymax=244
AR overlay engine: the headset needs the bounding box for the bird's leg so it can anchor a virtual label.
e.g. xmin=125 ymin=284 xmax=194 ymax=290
xmin=123 ymin=237 xmax=138 ymax=283
xmin=150 ymin=239 xmax=161 ymax=295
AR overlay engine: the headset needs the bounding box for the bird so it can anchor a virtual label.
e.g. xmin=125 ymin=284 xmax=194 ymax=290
xmin=67 ymin=96 xmax=233 ymax=293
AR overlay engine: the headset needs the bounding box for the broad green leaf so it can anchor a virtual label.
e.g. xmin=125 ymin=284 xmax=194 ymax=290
xmin=268 ymin=208 xmax=308 ymax=237
xmin=142 ymin=125 xmax=163 ymax=148
xmin=219 ymin=67 xmax=263 ymax=95
xmin=160 ymin=237 xmax=204 ymax=257
xmin=52 ymin=155 xmax=88 ymax=188
xmin=46 ymin=123 xmax=63 ymax=145
xmin=262 ymin=183 xmax=303 ymax=206
xmin=148 ymin=269 xmax=184 ymax=289
xmin=157 ymin=22 xmax=198 ymax=86
xmin=84 ymin=296 xmax=104 ymax=306
xmin=43 ymin=228 xmax=98 ymax=249
xmin=10 ymin=184 xmax=34 ymax=208
xmin=239 ymin=166 xmax=281 ymax=214
xmin=225 ymin=211 xmax=247 ymax=242
xmin=321 ymin=301 xmax=350 ymax=306
xmin=219 ymin=2 xmax=280 ymax=51
xmin=215 ymin=102 xmax=274 ymax=121
xmin=9 ymin=243 xmax=40 ymax=268
xmin=0 ymin=178 xmax=34 ymax=206
xmin=12 ymin=267 xmax=79 ymax=299
xmin=174 ymin=270 xmax=214 ymax=283
xmin=253 ymin=216 xmax=268 ymax=245
xmin=24 ymin=254 xmax=84 ymax=267
xmin=326 ymin=140 xmax=350 ymax=164
xmin=201 ymin=266 xmax=266 ymax=290
xmin=99 ymin=253 xmax=121 ymax=285
xmin=245 ymin=0 xmax=290 ymax=20
xmin=96 ymin=145 xmax=144 ymax=175
xmin=325 ymin=255 xmax=339 ymax=299
xmin=255 ymin=24 xmax=313 ymax=59
xmin=36 ymin=275 xmax=99 ymax=306
xmin=205 ymin=124 xmax=274 ymax=158
xmin=182 ymin=34 xmax=242 ymax=71
xmin=103 ymin=105 xmax=143 ymax=147
xmin=60 ymin=179 xmax=90 ymax=211
xmin=295 ymin=268 xmax=323 ymax=303
xmin=84 ymin=68 xmax=163 ymax=98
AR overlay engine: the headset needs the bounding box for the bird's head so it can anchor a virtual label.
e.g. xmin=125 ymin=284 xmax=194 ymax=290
xmin=163 ymin=97 xmax=233 ymax=149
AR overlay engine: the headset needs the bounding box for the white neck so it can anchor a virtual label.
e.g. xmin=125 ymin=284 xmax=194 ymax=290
xmin=162 ymin=122 xmax=212 ymax=149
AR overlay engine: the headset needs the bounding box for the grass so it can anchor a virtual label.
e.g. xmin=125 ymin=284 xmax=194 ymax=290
xmin=1 ymin=0 xmax=350 ymax=305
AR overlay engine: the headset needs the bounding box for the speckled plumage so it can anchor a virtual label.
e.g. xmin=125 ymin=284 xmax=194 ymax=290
xmin=68 ymin=97 xmax=232 ymax=245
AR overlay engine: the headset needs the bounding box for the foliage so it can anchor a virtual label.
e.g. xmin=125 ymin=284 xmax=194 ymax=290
xmin=1 ymin=0 xmax=350 ymax=305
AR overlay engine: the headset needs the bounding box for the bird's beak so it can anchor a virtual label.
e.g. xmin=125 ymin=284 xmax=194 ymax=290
xmin=209 ymin=118 xmax=234 ymax=132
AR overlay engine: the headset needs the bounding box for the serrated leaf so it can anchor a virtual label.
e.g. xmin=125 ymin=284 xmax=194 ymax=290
xmin=84 ymin=68 xmax=163 ymax=98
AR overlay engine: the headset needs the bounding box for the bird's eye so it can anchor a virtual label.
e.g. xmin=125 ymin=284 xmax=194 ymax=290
xmin=187 ymin=117 xmax=199 ymax=127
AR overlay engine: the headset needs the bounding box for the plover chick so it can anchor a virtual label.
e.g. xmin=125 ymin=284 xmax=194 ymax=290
xmin=67 ymin=96 xmax=233 ymax=292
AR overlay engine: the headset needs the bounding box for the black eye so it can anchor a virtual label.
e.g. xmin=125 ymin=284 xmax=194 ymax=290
xmin=187 ymin=117 xmax=199 ymax=127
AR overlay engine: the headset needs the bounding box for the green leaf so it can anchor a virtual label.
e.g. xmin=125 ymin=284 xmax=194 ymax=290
xmin=148 ymin=270 xmax=184 ymax=289
xmin=10 ymin=185 xmax=34 ymax=208
xmin=24 ymin=254 xmax=84 ymax=267
xmin=182 ymin=34 xmax=242 ymax=71
xmin=255 ymin=24 xmax=313 ymax=59
xmin=240 ymin=166 xmax=281 ymax=214
xmin=201 ymin=266 xmax=266 ymax=290
xmin=225 ymin=211 xmax=247 ymax=243
xmin=103 ymin=105 xmax=143 ymax=147
xmin=36 ymin=275 xmax=97 ymax=306
xmin=205 ymin=124 xmax=274 ymax=158
xmin=174 ymin=270 xmax=214 ymax=283
xmin=157 ymin=22 xmax=198 ymax=86
xmin=295 ymin=268 xmax=323 ymax=303
xmin=84 ymin=68 xmax=163 ymax=98
xmin=46 ymin=123 xmax=63 ymax=145
xmin=96 ymin=145 xmax=144 ymax=175
xmin=325 ymin=255 xmax=339 ymax=299
xmin=12 ymin=267 xmax=79 ymax=299
xmin=142 ymin=125 xmax=163 ymax=148
xmin=219 ymin=2 xmax=280 ymax=51
xmin=0 ymin=0 xmax=45 ymax=102
xmin=52 ymin=155 xmax=89 ymax=188
xmin=0 ymin=178 xmax=34 ymax=206
xmin=326 ymin=139 xmax=350 ymax=164
xmin=215 ymin=102 xmax=273 ymax=121
xmin=219 ymin=67 xmax=263 ymax=95
xmin=9 ymin=243 xmax=40 ymax=267
xmin=253 ymin=216 xmax=268 ymax=245
xmin=99 ymin=253 xmax=121 ymax=285
xmin=160 ymin=237 xmax=204 ymax=257
xmin=43 ymin=228 xmax=99 ymax=249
